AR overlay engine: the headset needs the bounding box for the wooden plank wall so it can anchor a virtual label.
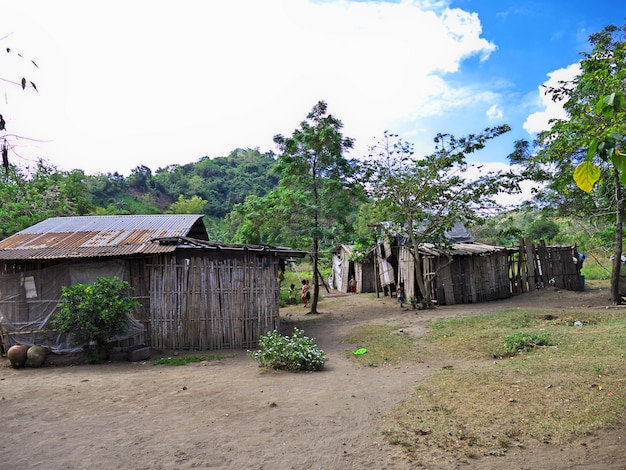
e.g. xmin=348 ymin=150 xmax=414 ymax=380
xmin=375 ymin=243 xmax=396 ymax=288
xmin=355 ymin=261 xmax=378 ymax=293
xmin=408 ymin=241 xmax=580 ymax=306
xmin=511 ymin=239 xmax=583 ymax=293
xmin=338 ymin=247 xmax=350 ymax=293
xmin=148 ymin=252 xmax=280 ymax=351
xmin=397 ymin=246 xmax=416 ymax=300
xmin=429 ymin=251 xmax=511 ymax=305
xmin=332 ymin=245 xmax=378 ymax=294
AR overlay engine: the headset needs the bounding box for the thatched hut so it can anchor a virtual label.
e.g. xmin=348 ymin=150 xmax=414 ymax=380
xmin=0 ymin=215 xmax=305 ymax=353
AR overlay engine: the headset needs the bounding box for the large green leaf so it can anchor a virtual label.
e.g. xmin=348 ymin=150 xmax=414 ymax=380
xmin=613 ymin=152 xmax=626 ymax=184
xmin=594 ymin=92 xmax=626 ymax=118
xmin=573 ymin=161 xmax=601 ymax=193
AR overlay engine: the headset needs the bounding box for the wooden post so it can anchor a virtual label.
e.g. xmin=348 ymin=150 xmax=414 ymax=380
xmin=373 ymin=244 xmax=380 ymax=298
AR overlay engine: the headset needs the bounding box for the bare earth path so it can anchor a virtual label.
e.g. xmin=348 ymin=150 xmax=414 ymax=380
xmin=1 ymin=285 xmax=625 ymax=469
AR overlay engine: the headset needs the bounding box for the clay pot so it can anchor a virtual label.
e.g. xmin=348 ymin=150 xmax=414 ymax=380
xmin=7 ymin=344 xmax=29 ymax=368
xmin=27 ymin=345 xmax=48 ymax=368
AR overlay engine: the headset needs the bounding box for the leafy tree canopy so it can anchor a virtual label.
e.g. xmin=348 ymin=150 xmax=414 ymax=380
xmin=364 ymin=128 xmax=519 ymax=307
xmin=166 ymin=195 xmax=208 ymax=214
xmin=272 ymin=101 xmax=361 ymax=313
xmin=51 ymin=277 xmax=140 ymax=361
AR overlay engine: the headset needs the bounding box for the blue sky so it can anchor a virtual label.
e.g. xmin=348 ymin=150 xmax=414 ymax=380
xmin=2 ymin=0 xmax=625 ymax=202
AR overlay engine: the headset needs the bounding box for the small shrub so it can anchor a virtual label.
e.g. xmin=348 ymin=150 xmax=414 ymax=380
xmin=493 ymin=331 xmax=551 ymax=357
xmin=51 ymin=277 xmax=140 ymax=361
xmin=248 ymin=327 xmax=326 ymax=371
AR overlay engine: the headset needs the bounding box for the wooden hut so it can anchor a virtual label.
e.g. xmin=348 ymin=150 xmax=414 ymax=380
xmin=0 ymin=215 xmax=305 ymax=353
xmin=330 ymin=244 xmax=378 ymax=293
xmin=372 ymin=222 xmax=512 ymax=305
xmin=417 ymin=242 xmax=512 ymax=305
xmin=374 ymin=227 xmax=584 ymax=306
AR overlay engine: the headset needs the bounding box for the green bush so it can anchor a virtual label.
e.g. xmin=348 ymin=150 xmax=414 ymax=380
xmin=51 ymin=277 xmax=140 ymax=361
xmin=248 ymin=327 xmax=326 ymax=371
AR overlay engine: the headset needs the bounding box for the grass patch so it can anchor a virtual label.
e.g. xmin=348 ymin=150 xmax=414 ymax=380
xmin=383 ymin=307 xmax=626 ymax=461
xmin=345 ymin=324 xmax=420 ymax=367
xmin=493 ymin=331 xmax=552 ymax=357
xmin=151 ymin=353 xmax=232 ymax=366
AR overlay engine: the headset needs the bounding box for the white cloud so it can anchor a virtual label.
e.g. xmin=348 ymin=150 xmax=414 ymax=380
xmin=462 ymin=161 xmax=539 ymax=209
xmin=2 ymin=0 xmax=498 ymax=175
xmin=486 ymin=103 xmax=504 ymax=121
xmin=523 ymin=63 xmax=580 ymax=134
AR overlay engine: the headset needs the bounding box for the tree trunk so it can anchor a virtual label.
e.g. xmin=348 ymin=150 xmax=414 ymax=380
xmin=412 ymin=248 xmax=429 ymax=304
xmin=311 ymin=166 xmax=320 ymax=314
xmin=408 ymin=221 xmax=434 ymax=308
xmin=311 ymin=236 xmax=320 ymax=314
xmin=611 ymin=167 xmax=623 ymax=305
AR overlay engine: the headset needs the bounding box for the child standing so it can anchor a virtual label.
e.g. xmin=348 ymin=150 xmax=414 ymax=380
xmin=397 ymin=284 xmax=405 ymax=308
xmin=349 ymin=276 xmax=357 ymax=293
xmin=289 ymin=283 xmax=297 ymax=304
xmin=301 ymin=279 xmax=311 ymax=308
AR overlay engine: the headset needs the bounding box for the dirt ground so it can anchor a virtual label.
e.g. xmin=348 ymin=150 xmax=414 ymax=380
xmin=1 ymin=283 xmax=625 ymax=470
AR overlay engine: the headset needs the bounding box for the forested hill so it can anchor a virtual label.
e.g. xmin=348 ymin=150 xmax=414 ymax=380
xmin=0 ymin=148 xmax=279 ymax=239
xmin=89 ymin=147 xmax=278 ymax=218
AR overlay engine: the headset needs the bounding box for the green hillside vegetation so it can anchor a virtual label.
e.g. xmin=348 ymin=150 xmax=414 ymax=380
xmin=84 ymin=147 xmax=279 ymax=221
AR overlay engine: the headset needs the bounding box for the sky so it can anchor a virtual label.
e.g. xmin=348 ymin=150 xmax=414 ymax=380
xmin=2 ymin=0 xmax=625 ymax=205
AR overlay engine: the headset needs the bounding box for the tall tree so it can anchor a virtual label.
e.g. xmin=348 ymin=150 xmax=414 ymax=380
xmin=273 ymin=101 xmax=358 ymax=314
xmin=365 ymin=129 xmax=519 ymax=307
xmin=517 ymin=23 xmax=626 ymax=303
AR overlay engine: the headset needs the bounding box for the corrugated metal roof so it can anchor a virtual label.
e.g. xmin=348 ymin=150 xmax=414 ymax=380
xmin=0 ymin=215 xmax=207 ymax=260
xmin=0 ymin=215 xmax=307 ymax=261
xmin=372 ymin=221 xmax=476 ymax=244
xmin=420 ymin=242 xmax=509 ymax=257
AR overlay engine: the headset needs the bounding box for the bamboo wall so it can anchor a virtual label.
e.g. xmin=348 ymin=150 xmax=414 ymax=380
xmin=147 ymin=251 xmax=280 ymax=350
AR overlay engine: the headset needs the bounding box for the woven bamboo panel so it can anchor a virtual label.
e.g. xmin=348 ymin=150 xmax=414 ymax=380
xmin=148 ymin=252 xmax=280 ymax=351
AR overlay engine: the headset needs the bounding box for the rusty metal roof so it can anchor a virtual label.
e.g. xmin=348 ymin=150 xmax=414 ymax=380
xmin=0 ymin=215 xmax=307 ymax=261
xmin=0 ymin=215 xmax=208 ymax=260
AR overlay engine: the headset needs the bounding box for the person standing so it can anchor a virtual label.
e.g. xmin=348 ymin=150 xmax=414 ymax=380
xmin=289 ymin=283 xmax=297 ymax=305
xmin=349 ymin=276 xmax=356 ymax=293
xmin=397 ymin=284 xmax=405 ymax=308
xmin=301 ymin=279 xmax=311 ymax=308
